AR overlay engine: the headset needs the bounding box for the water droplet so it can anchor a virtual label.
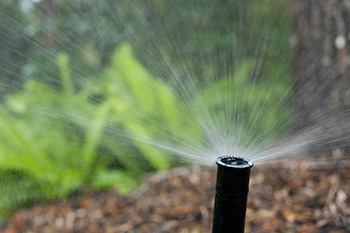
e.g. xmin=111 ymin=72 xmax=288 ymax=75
xmin=335 ymin=35 xmax=346 ymax=49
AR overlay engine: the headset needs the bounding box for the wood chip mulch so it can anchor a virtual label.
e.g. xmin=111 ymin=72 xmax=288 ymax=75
xmin=1 ymin=158 xmax=349 ymax=233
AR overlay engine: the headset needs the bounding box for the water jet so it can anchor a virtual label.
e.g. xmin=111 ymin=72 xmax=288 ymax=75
xmin=212 ymin=155 xmax=253 ymax=233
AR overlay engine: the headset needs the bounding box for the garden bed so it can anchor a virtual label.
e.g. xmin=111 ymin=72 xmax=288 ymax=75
xmin=1 ymin=158 xmax=350 ymax=233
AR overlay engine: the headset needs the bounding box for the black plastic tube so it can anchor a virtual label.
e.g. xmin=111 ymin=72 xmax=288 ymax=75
xmin=212 ymin=155 xmax=253 ymax=233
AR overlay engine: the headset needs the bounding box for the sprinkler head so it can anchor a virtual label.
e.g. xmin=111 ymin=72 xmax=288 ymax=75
xmin=212 ymin=155 xmax=253 ymax=233
xmin=216 ymin=155 xmax=253 ymax=168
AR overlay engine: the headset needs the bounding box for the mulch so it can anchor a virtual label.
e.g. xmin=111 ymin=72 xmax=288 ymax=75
xmin=1 ymin=158 xmax=349 ymax=233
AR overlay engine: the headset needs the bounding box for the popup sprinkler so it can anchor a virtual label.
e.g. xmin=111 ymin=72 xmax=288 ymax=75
xmin=212 ymin=156 xmax=253 ymax=233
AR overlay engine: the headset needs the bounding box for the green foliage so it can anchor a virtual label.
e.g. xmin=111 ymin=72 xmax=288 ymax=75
xmin=97 ymin=44 xmax=200 ymax=170
xmin=197 ymin=59 xmax=290 ymax=146
xmin=0 ymin=43 xmax=197 ymax=217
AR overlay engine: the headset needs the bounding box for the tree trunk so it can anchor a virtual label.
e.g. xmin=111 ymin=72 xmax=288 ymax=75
xmin=290 ymin=0 xmax=350 ymax=129
xmin=290 ymin=0 xmax=350 ymax=155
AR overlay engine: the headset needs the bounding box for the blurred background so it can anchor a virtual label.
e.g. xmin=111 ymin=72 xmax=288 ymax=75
xmin=0 ymin=0 xmax=349 ymax=230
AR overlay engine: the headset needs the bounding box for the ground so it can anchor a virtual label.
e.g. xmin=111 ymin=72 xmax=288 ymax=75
xmin=1 ymin=158 xmax=349 ymax=233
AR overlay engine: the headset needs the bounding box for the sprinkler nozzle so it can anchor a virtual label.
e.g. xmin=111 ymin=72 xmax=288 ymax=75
xmin=212 ymin=155 xmax=253 ymax=233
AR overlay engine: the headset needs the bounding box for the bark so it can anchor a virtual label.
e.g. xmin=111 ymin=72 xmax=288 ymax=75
xmin=290 ymin=0 xmax=350 ymax=130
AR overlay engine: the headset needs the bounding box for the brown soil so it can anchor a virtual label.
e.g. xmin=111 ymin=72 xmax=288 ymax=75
xmin=1 ymin=158 xmax=350 ymax=233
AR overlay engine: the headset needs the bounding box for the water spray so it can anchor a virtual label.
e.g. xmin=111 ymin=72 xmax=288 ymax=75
xmin=212 ymin=155 xmax=253 ymax=233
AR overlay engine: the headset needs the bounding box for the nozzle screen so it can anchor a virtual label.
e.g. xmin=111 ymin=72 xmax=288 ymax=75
xmin=216 ymin=155 xmax=253 ymax=169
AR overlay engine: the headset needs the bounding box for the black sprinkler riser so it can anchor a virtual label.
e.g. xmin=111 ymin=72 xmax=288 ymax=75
xmin=212 ymin=155 xmax=253 ymax=233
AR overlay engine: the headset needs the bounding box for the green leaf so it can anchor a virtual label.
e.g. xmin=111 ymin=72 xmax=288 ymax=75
xmin=56 ymin=52 xmax=74 ymax=94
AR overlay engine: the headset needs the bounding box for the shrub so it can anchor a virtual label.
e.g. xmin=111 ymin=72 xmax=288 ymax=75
xmin=0 ymin=43 xmax=199 ymax=217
